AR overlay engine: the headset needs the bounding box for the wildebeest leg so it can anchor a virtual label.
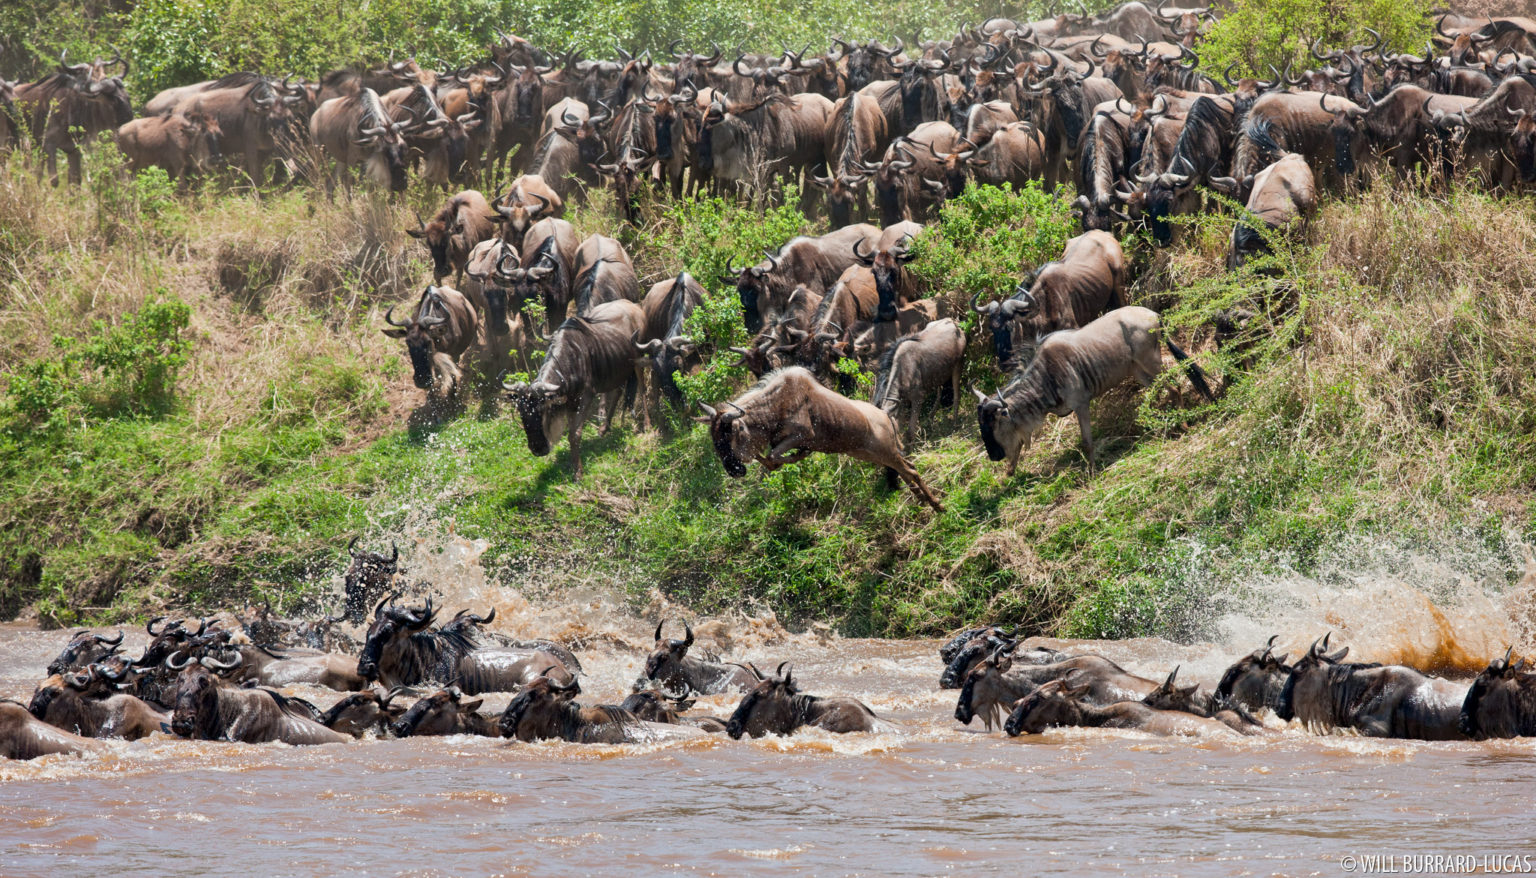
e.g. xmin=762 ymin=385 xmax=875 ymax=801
xmin=599 ymin=387 xmax=624 ymax=435
xmin=65 ymin=143 xmax=83 ymax=186
xmin=886 ymin=451 xmax=943 ymax=511
xmin=1076 ymin=404 xmax=1095 ymax=471
xmin=570 ymin=397 xmax=592 ymax=479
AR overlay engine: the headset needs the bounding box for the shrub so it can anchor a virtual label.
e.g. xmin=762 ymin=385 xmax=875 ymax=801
xmin=1197 ymin=0 xmax=1435 ymax=80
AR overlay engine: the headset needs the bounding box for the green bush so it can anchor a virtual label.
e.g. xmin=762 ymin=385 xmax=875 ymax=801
xmin=1197 ymin=0 xmax=1435 ymax=80
xmin=651 ymin=185 xmax=812 ymax=407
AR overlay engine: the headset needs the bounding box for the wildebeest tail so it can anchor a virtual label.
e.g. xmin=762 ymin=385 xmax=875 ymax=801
xmin=1164 ymin=338 xmax=1216 ymax=402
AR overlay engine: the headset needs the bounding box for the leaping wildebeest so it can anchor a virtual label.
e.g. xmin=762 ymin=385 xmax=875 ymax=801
xmin=974 ymin=306 xmax=1213 ymax=473
xmin=700 ymin=366 xmax=944 ymax=511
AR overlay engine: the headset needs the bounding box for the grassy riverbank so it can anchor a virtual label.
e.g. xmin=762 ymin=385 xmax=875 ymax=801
xmin=2 ymin=156 xmax=1533 ymax=637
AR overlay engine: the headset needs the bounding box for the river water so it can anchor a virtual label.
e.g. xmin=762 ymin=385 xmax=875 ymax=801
xmin=3 ymin=538 xmax=1536 ymax=876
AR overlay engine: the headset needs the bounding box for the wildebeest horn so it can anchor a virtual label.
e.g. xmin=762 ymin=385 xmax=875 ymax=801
xmin=654 ymin=619 xmax=666 ymax=643
xmin=383 ymin=306 xmax=412 ymax=328
xmin=146 ymin=615 xmax=169 ymax=636
xmin=1163 ymin=666 xmax=1179 ymax=688
xmin=192 ymin=618 xmax=210 ymax=637
xmin=456 ymin=607 xmax=496 ymax=625
xmin=546 ymin=668 xmax=580 ymax=694
xmin=94 ymin=629 xmax=125 ymax=646
xmin=201 ymin=652 xmax=241 ymax=671
xmin=853 ymin=236 xmax=874 ymax=263
xmin=165 ymin=650 xmax=193 ymax=670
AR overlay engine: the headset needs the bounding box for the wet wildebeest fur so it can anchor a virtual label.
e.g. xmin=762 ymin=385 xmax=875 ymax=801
xmin=1459 ymin=647 xmax=1536 ymax=739
xmin=319 ymin=688 xmax=407 ymax=738
xmin=633 ymin=619 xmax=759 ymax=695
xmin=392 ymin=687 xmax=501 ymax=737
xmin=1141 ymin=666 xmax=1266 ymax=735
xmin=700 ymin=366 xmax=943 ymax=510
xmin=0 ymin=699 xmax=101 ymax=759
xmin=619 ymin=688 xmax=730 ymax=733
xmin=1276 ymin=633 xmax=1468 ymax=740
xmin=498 ymin=674 xmax=647 ymax=743
xmin=46 ymin=629 xmax=124 ymax=676
xmin=169 ymin=653 xmax=347 ymax=745
xmin=28 ymin=667 xmax=168 ymax=740
xmin=356 ymin=598 xmax=577 ymax=693
xmin=955 ymin=647 xmax=1158 ymax=730
xmin=974 ymin=306 xmax=1214 ymax=473
xmin=726 ymin=662 xmax=881 ymax=738
xmin=1214 ymin=635 xmax=1293 ymax=714
xmin=1004 ymin=678 xmax=1237 ymax=738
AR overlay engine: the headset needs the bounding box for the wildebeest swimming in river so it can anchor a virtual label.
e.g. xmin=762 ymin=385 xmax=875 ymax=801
xmin=168 ymin=652 xmax=347 ymax=745
xmin=1276 ymin=633 xmax=1468 ymax=740
xmin=1215 ymin=635 xmax=1293 ymax=715
xmin=356 ymin=598 xmax=578 ymax=693
xmin=1460 ymin=646 xmax=1536 ymax=739
xmin=342 ymin=537 xmax=400 ymax=624
xmin=1004 ymin=678 xmax=1239 ymax=738
xmin=726 ymin=662 xmax=882 ymax=738
xmin=632 ymin=619 xmax=759 ymax=695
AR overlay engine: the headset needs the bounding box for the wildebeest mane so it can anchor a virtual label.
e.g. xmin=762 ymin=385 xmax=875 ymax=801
xmin=871 ymin=335 xmax=914 ymax=406
xmin=208 ymin=71 xmax=269 ymax=92
xmin=390 ymin=624 xmax=482 ymax=686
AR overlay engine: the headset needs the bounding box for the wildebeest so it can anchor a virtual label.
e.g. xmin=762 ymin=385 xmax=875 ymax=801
xmin=1459 ymin=647 xmax=1536 ymax=739
xmin=116 ymin=111 xmax=223 ymax=182
xmin=871 ymin=319 xmax=964 ymax=441
xmin=319 ymin=688 xmax=407 ymax=738
xmin=504 ymin=299 xmax=646 ymax=478
xmin=1231 ymin=92 xmax=1364 ymax=191
xmin=700 ymin=366 xmax=944 ymax=510
xmin=633 ymin=620 xmax=759 ymax=695
xmin=726 ymin=663 xmax=882 ymax=738
xmin=634 ymin=272 xmax=707 ymax=417
xmin=1276 ymin=634 xmax=1468 ymax=740
xmin=391 ymin=687 xmax=501 ymax=737
xmin=381 ymin=285 xmax=479 ymax=399
xmin=571 ymin=235 xmax=641 ymax=316
xmin=490 ymin=175 xmax=563 ymax=253
xmin=27 ymin=668 xmax=168 ymax=740
xmin=15 ymin=55 xmax=134 ymax=185
xmin=955 ymin=647 xmax=1159 ymax=730
xmin=228 ymin=642 xmax=366 ymax=692
xmin=0 ymin=699 xmax=101 ymax=759
xmin=499 ymin=674 xmax=660 ymax=743
xmin=1209 ymin=152 xmax=1316 ymax=269
xmin=972 ymin=230 xmax=1126 ymax=369
xmin=408 ymin=190 xmax=495 ymax=286
xmin=1214 ymin=635 xmax=1293 ymax=715
xmin=725 ymin=223 xmax=881 ymax=334
xmin=973 ymin=306 xmax=1214 ymax=473
xmin=310 ymin=87 xmax=413 ymax=194
xmin=1003 ymin=678 xmax=1237 ymax=737
xmin=342 ymin=537 xmax=400 ymax=624
xmin=168 ymin=653 xmax=347 ymax=745
xmin=150 ymin=74 xmax=301 ymax=185
xmin=46 ymin=629 xmax=124 ymax=676
xmin=1141 ymin=666 xmax=1266 ymax=735
xmin=356 ymin=599 xmax=577 ymax=694
xmin=619 ymin=688 xmax=730 ymax=733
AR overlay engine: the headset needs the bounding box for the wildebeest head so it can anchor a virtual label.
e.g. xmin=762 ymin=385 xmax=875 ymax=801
xmin=498 ymin=671 xmax=582 ymax=740
xmin=320 ymin=687 xmax=406 ymax=737
xmin=1323 ymin=93 xmax=1368 ymax=177
xmin=1003 ymin=677 xmax=1092 ymax=736
xmin=721 ymin=254 xmax=776 ymax=334
xmin=726 ymin=662 xmax=801 ymax=739
xmin=863 ymin=235 xmax=917 ymax=322
xmin=504 ymin=369 xmax=573 ymax=457
xmin=356 ymin=90 xmax=413 ymax=192
xmin=969 ymin=287 xmax=1031 ymax=368
xmin=1141 ymin=665 xmax=1209 ymax=714
xmin=1458 ymin=646 xmax=1534 ymax=739
xmin=697 ymin=401 xmax=753 ymax=478
xmin=381 ymin=288 xmax=452 ymax=389
xmin=392 ymin=686 xmax=485 ymax=737
xmin=812 ymin=172 xmax=871 ymax=230
xmin=642 ymin=619 xmax=698 ymax=692
xmin=939 ymin=625 xmax=1014 ymax=689
xmin=955 ymin=644 xmax=1017 ymax=729
xmin=1509 ymin=110 xmax=1536 ymax=184
xmin=490 ymin=189 xmax=554 ymax=252
xmin=343 ymin=537 xmax=400 ymax=624
xmin=168 ymin=651 xmax=242 ymax=738
xmin=619 ymin=687 xmax=694 ymax=723
xmin=408 ymin=208 xmax=466 ymax=282
xmin=1275 ymin=632 xmax=1349 ymax=722
xmin=1137 ymin=154 xmax=1197 ymax=246
xmin=46 ymin=629 xmax=124 ymax=677
xmin=1215 ymin=635 xmax=1292 ymax=713
xmin=356 ymin=598 xmax=436 ymax=683
xmin=973 ymin=381 xmax=1044 ymax=469
xmin=836 ymin=37 xmax=902 ymax=92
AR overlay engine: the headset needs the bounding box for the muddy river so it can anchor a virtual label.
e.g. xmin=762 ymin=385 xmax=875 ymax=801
xmin=3 ymin=540 xmax=1536 ymax=876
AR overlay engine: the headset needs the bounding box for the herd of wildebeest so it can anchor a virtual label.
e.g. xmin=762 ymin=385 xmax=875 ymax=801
xmin=8 ymin=6 xmax=1536 ymax=756
xmin=3 ymin=555 xmax=1535 ymax=758
xmin=15 ymin=5 xmax=1536 ymax=503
